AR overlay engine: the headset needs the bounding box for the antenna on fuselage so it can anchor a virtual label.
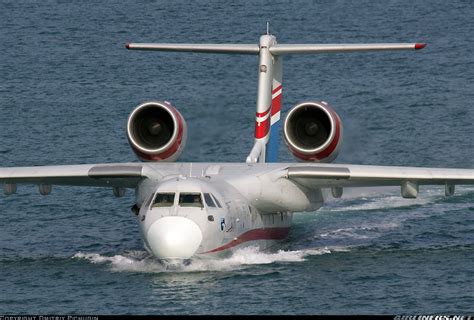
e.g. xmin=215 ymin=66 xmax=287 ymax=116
xmin=266 ymin=22 xmax=270 ymax=35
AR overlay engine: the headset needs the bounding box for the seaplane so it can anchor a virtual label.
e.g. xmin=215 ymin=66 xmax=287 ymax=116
xmin=1 ymin=29 xmax=473 ymax=263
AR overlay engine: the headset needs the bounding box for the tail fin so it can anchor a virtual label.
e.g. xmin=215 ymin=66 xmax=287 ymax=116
xmin=266 ymin=57 xmax=282 ymax=162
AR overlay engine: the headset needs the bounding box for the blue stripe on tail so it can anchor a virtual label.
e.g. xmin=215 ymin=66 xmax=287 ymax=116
xmin=266 ymin=121 xmax=280 ymax=162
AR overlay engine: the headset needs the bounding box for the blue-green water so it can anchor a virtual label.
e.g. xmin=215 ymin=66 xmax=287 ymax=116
xmin=0 ymin=0 xmax=473 ymax=315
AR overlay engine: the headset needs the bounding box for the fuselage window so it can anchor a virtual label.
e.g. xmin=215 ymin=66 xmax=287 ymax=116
xmin=152 ymin=192 xmax=175 ymax=207
xmin=204 ymin=193 xmax=216 ymax=208
xmin=211 ymin=194 xmax=222 ymax=208
xmin=179 ymin=193 xmax=204 ymax=208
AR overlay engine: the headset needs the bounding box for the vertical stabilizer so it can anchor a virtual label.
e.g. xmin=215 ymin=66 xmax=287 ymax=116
xmin=248 ymin=34 xmax=277 ymax=163
xmin=265 ymin=56 xmax=282 ymax=162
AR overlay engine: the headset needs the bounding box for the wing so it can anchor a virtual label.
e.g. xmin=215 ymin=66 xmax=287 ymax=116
xmin=284 ymin=163 xmax=474 ymax=198
xmin=0 ymin=163 xmax=147 ymax=194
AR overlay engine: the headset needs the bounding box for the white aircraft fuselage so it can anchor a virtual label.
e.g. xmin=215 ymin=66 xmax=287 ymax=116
xmin=135 ymin=163 xmax=323 ymax=261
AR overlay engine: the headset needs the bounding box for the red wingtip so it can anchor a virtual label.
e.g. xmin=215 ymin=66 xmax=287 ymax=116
xmin=125 ymin=43 xmax=131 ymax=49
xmin=415 ymin=43 xmax=427 ymax=50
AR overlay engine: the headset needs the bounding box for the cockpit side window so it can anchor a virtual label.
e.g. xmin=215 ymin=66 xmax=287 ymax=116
xmin=144 ymin=192 xmax=155 ymax=209
xmin=152 ymin=193 xmax=175 ymax=208
xmin=179 ymin=193 xmax=204 ymax=208
xmin=211 ymin=193 xmax=222 ymax=208
xmin=203 ymin=193 xmax=216 ymax=208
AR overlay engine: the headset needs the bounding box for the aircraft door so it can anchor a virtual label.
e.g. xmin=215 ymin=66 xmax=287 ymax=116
xmin=234 ymin=199 xmax=249 ymax=234
xmin=223 ymin=199 xmax=248 ymax=235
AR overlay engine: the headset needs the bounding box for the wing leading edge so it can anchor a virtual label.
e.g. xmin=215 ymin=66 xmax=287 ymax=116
xmin=284 ymin=164 xmax=474 ymax=198
xmin=0 ymin=163 xmax=147 ymax=193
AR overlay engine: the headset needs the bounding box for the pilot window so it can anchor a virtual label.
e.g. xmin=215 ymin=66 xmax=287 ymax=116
xmin=179 ymin=193 xmax=204 ymax=208
xmin=143 ymin=192 xmax=155 ymax=209
xmin=211 ymin=194 xmax=222 ymax=208
xmin=152 ymin=193 xmax=175 ymax=207
xmin=203 ymin=193 xmax=216 ymax=207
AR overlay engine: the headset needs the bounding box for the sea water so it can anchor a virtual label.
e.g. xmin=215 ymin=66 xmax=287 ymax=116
xmin=0 ymin=0 xmax=473 ymax=315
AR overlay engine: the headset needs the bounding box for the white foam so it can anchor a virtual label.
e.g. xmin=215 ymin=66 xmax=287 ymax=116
xmin=327 ymin=195 xmax=434 ymax=212
xmin=72 ymin=245 xmax=348 ymax=273
xmin=317 ymin=221 xmax=400 ymax=240
xmin=324 ymin=185 xmax=474 ymax=213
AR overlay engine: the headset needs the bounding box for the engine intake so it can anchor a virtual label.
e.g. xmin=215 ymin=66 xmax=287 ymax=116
xmin=283 ymin=101 xmax=343 ymax=162
xmin=127 ymin=101 xmax=187 ymax=162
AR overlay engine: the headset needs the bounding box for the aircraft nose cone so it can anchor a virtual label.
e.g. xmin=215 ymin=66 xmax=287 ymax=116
xmin=146 ymin=216 xmax=202 ymax=260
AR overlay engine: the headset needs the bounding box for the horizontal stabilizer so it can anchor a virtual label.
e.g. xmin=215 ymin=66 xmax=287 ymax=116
xmin=270 ymin=43 xmax=426 ymax=55
xmin=126 ymin=43 xmax=259 ymax=54
xmin=126 ymin=42 xmax=425 ymax=56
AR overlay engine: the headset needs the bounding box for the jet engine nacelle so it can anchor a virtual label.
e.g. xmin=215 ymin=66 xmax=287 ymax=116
xmin=283 ymin=101 xmax=343 ymax=162
xmin=127 ymin=101 xmax=187 ymax=162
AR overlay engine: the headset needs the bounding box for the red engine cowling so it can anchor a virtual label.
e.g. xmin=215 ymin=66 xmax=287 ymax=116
xmin=127 ymin=101 xmax=187 ymax=162
xmin=283 ymin=101 xmax=343 ymax=162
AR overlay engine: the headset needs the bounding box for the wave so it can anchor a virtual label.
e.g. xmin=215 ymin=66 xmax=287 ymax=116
xmin=316 ymin=221 xmax=401 ymax=240
xmin=325 ymin=194 xmax=435 ymax=212
xmin=322 ymin=185 xmax=474 ymax=212
xmin=72 ymin=245 xmax=350 ymax=273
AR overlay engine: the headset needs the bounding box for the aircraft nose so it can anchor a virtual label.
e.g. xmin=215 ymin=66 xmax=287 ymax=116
xmin=146 ymin=216 xmax=203 ymax=260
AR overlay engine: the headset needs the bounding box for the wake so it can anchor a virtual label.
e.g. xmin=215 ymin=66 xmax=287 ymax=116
xmin=72 ymin=245 xmax=350 ymax=273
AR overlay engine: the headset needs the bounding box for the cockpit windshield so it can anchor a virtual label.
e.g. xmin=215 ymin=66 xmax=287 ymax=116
xmin=152 ymin=192 xmax=175 ymax=208
xmin=203 ymin=193 xmax=216 ymax=207
xmin=179 ymin=192 xmax=204 ymax=208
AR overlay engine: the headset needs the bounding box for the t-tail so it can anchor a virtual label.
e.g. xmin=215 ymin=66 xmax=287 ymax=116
xmin=126 ymin=32 xmax=425 ymax=163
